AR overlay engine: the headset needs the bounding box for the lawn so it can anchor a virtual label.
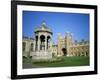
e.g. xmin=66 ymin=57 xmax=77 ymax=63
xmin=23 ymin=56 xmax=89 ymax=68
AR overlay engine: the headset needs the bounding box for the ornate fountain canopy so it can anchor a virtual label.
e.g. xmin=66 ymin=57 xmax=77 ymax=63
xmin=34 ymin=21 xmax=52 ymax=34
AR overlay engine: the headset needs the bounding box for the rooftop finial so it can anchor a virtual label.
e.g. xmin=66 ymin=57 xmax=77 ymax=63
xmin=42 ymin=20 xmax=46 ymax=26
xmin=41 ymin=20 xmax=47 ymax=29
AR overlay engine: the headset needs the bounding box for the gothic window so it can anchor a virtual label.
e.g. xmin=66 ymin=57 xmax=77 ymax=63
xmin=23 ymin=42 xmax=26 ymax=51
xmin=30 ymin=43 xmax=34 ymax=51
xmin=35 ymin=36 xmax=38 ymax=50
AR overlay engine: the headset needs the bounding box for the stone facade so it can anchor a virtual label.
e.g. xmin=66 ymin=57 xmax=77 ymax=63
xmin=52 ymin=44 xmax=58 ymax=56
xmin=23 ymin=22 xmax=89 ymax=59
xmin=23 ymin=37 xmax=34 ymax=57
xmin=57 ymin=32 xmax=89 ymax=56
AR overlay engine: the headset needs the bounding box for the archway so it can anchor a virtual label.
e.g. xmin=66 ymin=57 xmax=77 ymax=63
xmin=62 ymin=48 xmax=67 ymax=56
xmin=40 ymin=35 xmax=45 ymax=50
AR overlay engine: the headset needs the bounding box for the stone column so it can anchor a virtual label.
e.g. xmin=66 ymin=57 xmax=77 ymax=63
xmin=34 ymin=39 xmax=36 ymax=51
xmin=45 ymin=35 xmax=47 ymax=51
xmin=47 ymin=38 xmax=48 ymax=50
xmin=38 ymin=35 xmax=40 ymax=51
xmin=50 ymin=38 xmax=52 ymax=51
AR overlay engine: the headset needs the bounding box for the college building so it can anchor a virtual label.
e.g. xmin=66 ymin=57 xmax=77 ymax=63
xmin=23 ymin=21 xmax=89 ymax=60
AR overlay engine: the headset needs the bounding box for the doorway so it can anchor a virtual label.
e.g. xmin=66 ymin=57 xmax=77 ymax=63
xmin=62 ymin=48 xmax=67 ymax=56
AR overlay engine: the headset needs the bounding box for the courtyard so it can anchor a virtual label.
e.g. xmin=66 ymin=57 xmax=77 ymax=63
xmin=23 ymin=56 xmax=89 ymax=68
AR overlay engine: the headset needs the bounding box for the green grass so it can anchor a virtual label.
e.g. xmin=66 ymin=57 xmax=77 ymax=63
xmin=32 ymin=56 xmax=89 ymax=67
xmin=23 ymin=56 xmax=89 ymax=68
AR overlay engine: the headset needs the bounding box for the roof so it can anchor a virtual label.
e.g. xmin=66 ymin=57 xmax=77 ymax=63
xmin=34 ymin=21 xmax=52 ymax=34
xmin=23 ymin=36 xmax=34 ymax=40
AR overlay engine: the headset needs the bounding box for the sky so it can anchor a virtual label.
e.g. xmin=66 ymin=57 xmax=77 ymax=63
xmin=23 ymin=11 xmax=89 ymax=44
